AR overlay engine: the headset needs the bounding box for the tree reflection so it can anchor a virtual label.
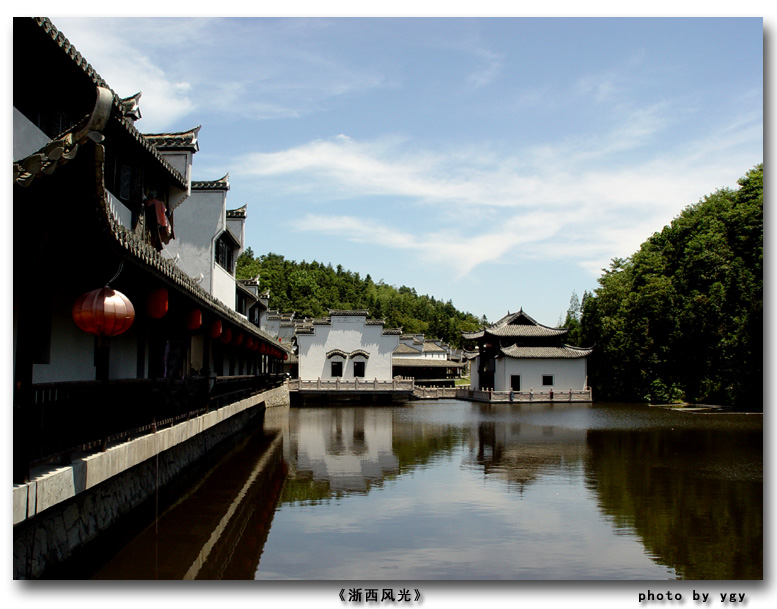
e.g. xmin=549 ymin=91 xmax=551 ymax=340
xmin=585 ymin=426 xmax=762 ymax=579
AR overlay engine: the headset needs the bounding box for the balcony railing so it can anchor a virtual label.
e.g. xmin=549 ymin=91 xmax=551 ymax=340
xmin=13 ymin=373 xmax=286 ymax=483
xmin=456 ymin=387 xmax=593 ymax=403
xmin=288 ymin=377 xmax=415 ymax=392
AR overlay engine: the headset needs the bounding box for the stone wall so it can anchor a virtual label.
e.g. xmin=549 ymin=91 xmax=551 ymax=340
xmin=13 ymin=384 xmax=290 ymax=579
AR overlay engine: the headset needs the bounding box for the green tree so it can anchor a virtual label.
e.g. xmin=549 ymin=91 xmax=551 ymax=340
xmin=579 ymin=164 xmax=763 ymax=410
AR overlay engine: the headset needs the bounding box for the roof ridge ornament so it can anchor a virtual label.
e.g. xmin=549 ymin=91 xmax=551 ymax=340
xmin=120 ymin=91 xmax=142 ymax=121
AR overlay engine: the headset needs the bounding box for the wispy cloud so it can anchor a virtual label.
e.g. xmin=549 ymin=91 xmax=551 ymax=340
xmin=237 ymin=104 xmax=760 ymax=278
xmin=53 ymin=17 xmax=392 ymax=129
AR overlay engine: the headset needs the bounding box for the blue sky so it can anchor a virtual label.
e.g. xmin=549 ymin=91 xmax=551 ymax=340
xmin=46 ymin=15 xmax=763 ymax=327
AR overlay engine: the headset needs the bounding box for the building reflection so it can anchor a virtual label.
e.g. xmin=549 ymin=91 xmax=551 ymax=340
xmin=462 ymin=404 xmax=590 ymax=491
xmin=284 ymin=407 xmax=399 ymax=496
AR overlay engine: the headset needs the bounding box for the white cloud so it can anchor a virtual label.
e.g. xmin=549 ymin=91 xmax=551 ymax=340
xmin=52 ymin=18 xmax=200 ymax=130
xmin=248 ymin=103 xmax=760 ymax=279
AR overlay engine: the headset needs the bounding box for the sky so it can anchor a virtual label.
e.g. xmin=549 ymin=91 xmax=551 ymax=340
xmin=35 ymin=14 xmax=764 ymax=327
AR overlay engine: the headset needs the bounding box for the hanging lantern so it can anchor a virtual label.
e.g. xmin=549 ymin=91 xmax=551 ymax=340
xmin=72 ymin=287 xmax=135 ymax=337
xmin=233 ymin=333 xmax=244 ymax=346
xmin=220 ymin=327 xmax=232 ymax=343
xmin=245 ymin=337 xmax=254 ymax=350
xmin=209 ymin=320 xmax=222 ymax=338
xmin=186 ymin=309 xmax=202 ymax=330
xmin=283 ymin=353 xmax=288 ymax=361
xmin=147 ymin=287 xmax=168 ymax=319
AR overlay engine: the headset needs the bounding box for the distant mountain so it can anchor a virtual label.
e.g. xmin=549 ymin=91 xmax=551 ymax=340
xmin=236 ymin=250 xmax=484 ymax=348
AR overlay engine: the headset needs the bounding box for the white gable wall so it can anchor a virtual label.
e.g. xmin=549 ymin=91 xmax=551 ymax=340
xmin=164 ymin=189 xmax=225 ymax=298
xmin=297 ymin=316 xmax=399 ymax=381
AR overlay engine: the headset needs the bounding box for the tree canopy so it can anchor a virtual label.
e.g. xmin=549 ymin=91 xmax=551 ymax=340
xmin=575 ymin=164 xmax=763 ymax=409
xmin=236 ymin=251 xmax=483 ymax=348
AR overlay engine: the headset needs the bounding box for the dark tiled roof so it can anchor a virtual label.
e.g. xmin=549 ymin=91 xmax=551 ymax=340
xmin=17 ymin=137 xmax=285 ymax=351
xmin=33 ymin=17 xmax=112 ymax=90
xmin=330 ymin=309 xmax=370 ymax=316
xmin=463 ymin=309 xmax=566 ymax=340
xmin=350 ymin=350 xmax=370 ymax=359
xmin=423 ymin=341 xmax=447 ymax=353
xmin=192 ymin=174 xmax=229 ymax=191
xmin=226 ymin=205 xmax=247 ymax=219
xmin=392 ymin=358 xmax=465 ymax=368
xmin=326 ymin=349 xmax=349 ymax=359
xmin=394 ymin=343 xmax=422 ymax=355
xmin=27 ymin=19 xmax=187 ymax=189
xmin=500 ymin=345 xmax=593 ymax=359
xmin=144 ymin=125 xmax=201 ymax=151
xmin=298 ymin=314 xmax=400 ymax=336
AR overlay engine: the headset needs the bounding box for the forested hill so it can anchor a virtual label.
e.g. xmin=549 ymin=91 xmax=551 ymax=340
xmin=572 ymin=164 xmax=763 ymax=409
xmin=236 ymin=251 xmax=484 ymax=348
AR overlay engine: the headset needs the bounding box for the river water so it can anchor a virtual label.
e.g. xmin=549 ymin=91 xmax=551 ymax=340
xmin=88 ymin=400 xmax=762 ymax=580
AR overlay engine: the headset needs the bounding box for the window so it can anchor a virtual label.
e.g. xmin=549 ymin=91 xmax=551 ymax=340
xmin=353 ymin=361 xmax=366 ymax=378
xmin=215 ymin=235 xmax=235 ymax=274
xmin=510 ymin=375 xmax=521 ymax=391
xmin=542 ymin=375 xmax=554 ymax=386
xmin=331 ymin=361 xmax=343 ymax=377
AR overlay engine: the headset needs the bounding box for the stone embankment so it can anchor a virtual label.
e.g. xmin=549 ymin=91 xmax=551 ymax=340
xmin=13 ymin=384 xmax=289 ymax=579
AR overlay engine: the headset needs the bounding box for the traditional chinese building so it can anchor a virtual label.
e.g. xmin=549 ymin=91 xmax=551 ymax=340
xmin=462 ymin=309 xmax=592 ymax=397
xmin=290 ymin=311 xmax=412 ymax=403
xmin=392 ymin=335 xmax=465 ymax=387
xmin=12 ymin=17 xmax=289 ymax=576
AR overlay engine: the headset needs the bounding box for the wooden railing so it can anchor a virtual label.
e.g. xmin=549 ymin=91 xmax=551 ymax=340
xmin=13 ymin=373 xmax=287 ymax=483
xmin=288 ymin=377 xmax=415 ymax=392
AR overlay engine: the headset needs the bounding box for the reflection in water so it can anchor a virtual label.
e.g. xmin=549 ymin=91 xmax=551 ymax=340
xmin=91 ymin=430 xmax=285 ymax=579
xmin=464 ymin=414 xmax=589 ymax=492
xmin=63 ymin=400 xmax=761 ymax=580
xmin=259 ymin=401 xmax=761 ymax=580
xmin=585 ymin=423 xmax=762 ymax=579
xmin=285 ymin=407 xmax=399 ymax=498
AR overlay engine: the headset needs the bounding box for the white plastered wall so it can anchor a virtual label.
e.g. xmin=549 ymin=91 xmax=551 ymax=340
xmin=296 ymin=316 xmax=399 ymax=381
xmin=494 ymin=357 xmax=588 ymax=392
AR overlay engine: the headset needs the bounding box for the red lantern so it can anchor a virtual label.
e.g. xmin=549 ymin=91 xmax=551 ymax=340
xmin=209 ymin=320 xmax=222 ymax=338
xmin=246 ymin=337 xmax=254 ymax=350
xmin=186 ymin=309 xmax=202 ymax=330
xmin=147 ymin=288 xmax=168 ymax=319
xmin=221 ymin=327 xmax=232 ymax=343
xmin=72 ymin=287 xmax=135 ymax=337
xmin=234 ymin=333 xmax=244 ymax=346
xmin=283 ymin=353 xmax=288 ymax=361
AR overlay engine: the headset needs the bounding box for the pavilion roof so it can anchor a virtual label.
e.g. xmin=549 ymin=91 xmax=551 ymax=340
xmin=499 ymin=345 xmax=592 ymax=359
xmin=462 ymin=309 xmax=567 ymax=340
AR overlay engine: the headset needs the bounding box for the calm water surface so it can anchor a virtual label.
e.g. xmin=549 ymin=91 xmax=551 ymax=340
xmin=90 ymin=400 xmax=763 ymax=580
